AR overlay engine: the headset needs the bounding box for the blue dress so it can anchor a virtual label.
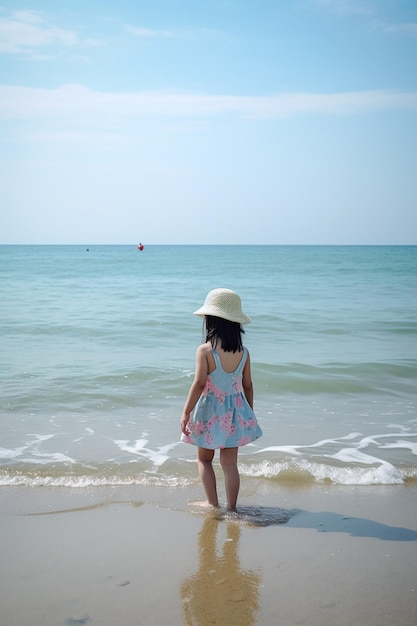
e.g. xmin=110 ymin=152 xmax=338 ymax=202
xmin=181 ymin=347 xmax=262 ymax=450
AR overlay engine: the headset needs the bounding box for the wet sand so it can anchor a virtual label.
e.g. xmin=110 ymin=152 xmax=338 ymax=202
xmin=1 ymin=484 xmax=416 ymax=626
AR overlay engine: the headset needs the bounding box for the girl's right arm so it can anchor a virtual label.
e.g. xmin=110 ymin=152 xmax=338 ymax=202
xmin=242 ymin=351 xmax=254 ymax=409
xmin=180 ymin=344 xmax=209 ymax=435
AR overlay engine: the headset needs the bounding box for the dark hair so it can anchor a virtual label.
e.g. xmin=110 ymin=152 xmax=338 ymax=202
xmin=205 ymin=315 xmax=245 ymax=353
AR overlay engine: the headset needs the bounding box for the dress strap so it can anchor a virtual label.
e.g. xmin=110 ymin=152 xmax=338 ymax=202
xmin=211 ymin=348 xmax=221 ymax=368
xmin=236 ymin=346 xmax=248 ymax=373
xmin=212 ymin=347 xmax=247 ymax=373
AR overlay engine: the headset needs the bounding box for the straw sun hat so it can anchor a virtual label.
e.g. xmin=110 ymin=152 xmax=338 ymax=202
xmin=193 ymin=288 xmax=251 ymax=325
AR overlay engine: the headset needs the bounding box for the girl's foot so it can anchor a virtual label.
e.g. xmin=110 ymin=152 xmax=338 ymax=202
xmin=189 ymin=500 xmax=219 ymax=508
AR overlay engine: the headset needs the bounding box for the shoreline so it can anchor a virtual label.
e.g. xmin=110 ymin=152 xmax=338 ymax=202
xmin=1 ymin=484 xmax=417 ymax=625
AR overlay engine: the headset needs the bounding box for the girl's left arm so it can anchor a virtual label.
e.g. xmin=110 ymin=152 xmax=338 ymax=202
xmin=181 ymin=344 xmax=209 ymax=434
xmin=242 ymin=352 xmax=254 ymax=409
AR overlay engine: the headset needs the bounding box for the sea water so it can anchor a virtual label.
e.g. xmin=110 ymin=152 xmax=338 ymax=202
xmin=0 ymin=245 xmax=416 ymax=491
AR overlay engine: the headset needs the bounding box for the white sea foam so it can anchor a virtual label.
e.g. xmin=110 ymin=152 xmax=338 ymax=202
xmin=27 ymin=433 xmax=56 ymax=441
xmin=18 ymin=453 xmax=77 ymax=464
xmin=331 ymin=448 xmax=382 ymax=465
xmin=255 ymin=445 xmax=302 ymax=456
xmin=114 ymin=438 xmax=180 ymax=467
xmin=0 ymin=434 xmax=61 ymax=462
xmin=356 ymin=432 xmax=417 ymax=452
xmin=0 ymin=446 xmax=27 ymax=459
xmin=379 ymin=440 xmax=417 ymax=455
xmin=256 ymin=433 xmax=367 ymax=458
xmin=309 ymin=461 xmax=404 ymax=485
xmin=0 ymin=471 xmax=194 ymax=489
xmin=240 ymin=457 xmax=406 ymax=485
xmin=248 ymin=428 xmax=417 ymax=484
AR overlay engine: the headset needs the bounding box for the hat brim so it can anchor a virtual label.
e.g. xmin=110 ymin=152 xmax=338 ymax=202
xmin=193 ymin=306 xmax=251 ymax=325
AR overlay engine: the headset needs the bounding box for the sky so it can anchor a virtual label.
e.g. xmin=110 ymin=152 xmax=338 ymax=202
xmin=1 ymin=0 xmax=417 ymax=245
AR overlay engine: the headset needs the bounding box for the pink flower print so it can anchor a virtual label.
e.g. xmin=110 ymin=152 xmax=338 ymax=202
xmin=234 ymin=395 xmax=243 ymax=409
xmin=204 ymin=378 xmax=226 ymax=403
xmin=205 ymin=433 xmax=213 ymax=447
xmin=238 ymin=414 xmax=247 ymax=428
xmin=232 ymin=377 xmax=243 ymax=393
xmin=238 ymin=436 xmax=251 ymax=446
xmin=220 ymin=412 xmax=236 ymax=435
xmin=201 ymin=378 xmax=211 ymax=396
xmin=220 ymin=411 xmax=232 ymax=433
xmin=191 ymin=421 xmax=206 ymax=436
xmin=207 ymin=416 xmax=218 ymax=429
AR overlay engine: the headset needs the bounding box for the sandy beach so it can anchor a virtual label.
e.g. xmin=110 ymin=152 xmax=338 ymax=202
xmin=1 ymin=483 xmax=416 ymax=626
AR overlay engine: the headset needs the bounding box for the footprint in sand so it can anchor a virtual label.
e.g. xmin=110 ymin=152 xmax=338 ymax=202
xmin=108 ymin=575 xmax=130 ymax=587
xmin=65 ymin=615 xmax=90 ymax=625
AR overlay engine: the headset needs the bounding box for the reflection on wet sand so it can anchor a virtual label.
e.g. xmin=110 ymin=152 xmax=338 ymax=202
xmin=181 ymin=516 xmax=260 ymax=625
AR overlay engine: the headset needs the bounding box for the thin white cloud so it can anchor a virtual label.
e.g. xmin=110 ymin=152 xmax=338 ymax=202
xmin=10 ymin=10 xmax=44 ymax=24
xmin=126 ymin=25 xmax=179 ymax=38
xmin=310 ymin=0 xmax=417 ymax=36
xmin=0 ymin=10 xmax=78 ymax=54
xmin=1 ymin=84 xmax=417 ymax=122
xmin=125 ymin=24 xmax=228 ymax=41
xmin=377 ymin=21 xmax=417 ymax=35
xmin=308 ymin=0 xmax=374 ymax=18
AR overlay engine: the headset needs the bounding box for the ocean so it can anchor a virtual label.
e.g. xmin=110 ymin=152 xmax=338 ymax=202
xmin=1 ymin=245 xmax=416 ymax=494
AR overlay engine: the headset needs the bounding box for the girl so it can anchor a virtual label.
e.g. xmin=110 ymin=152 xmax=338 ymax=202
xmin=180 ymin=288 xmax=262 ymax=511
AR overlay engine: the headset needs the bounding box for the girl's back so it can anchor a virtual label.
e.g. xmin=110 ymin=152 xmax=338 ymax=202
xmin=205 ymin=340 xmax=244 ymax=374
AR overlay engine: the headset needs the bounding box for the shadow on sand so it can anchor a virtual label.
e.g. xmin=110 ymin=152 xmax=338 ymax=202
xmin=214 ymin=505 xmax=417 ymax=541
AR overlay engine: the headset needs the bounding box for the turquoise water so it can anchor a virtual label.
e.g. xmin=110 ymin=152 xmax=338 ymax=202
xmin=0 ymin=245 xmax=416 ymax=488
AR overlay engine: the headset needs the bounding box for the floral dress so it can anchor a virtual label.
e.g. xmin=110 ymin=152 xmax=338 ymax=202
xmin=181 ymin=347 xmax=262 ymax=449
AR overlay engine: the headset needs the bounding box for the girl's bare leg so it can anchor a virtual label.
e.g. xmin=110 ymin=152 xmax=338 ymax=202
xmin=197 ymin=447 xmax=219 ymax=507
xmin=220 ymin=447 xmax=240 ymax=510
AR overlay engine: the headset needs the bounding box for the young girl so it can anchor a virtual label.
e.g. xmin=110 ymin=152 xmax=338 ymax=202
xmin=180 ymin=288 xmax=262 ymax=511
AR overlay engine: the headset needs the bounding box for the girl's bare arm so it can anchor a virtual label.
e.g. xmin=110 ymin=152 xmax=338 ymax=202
xmin=181 ymin=344 xmax=209 ymax=434
xmin=242 ymin=352 xmax=254 ymax=409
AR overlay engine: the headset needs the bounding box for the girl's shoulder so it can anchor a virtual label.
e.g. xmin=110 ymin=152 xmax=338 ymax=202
xmin=196 ymin=341 xmax=213 ymax=359
xmin=196 ymin=341 xmax=216 ymax=373
xmin=197 ymin=340 xmax=211 ymax=351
